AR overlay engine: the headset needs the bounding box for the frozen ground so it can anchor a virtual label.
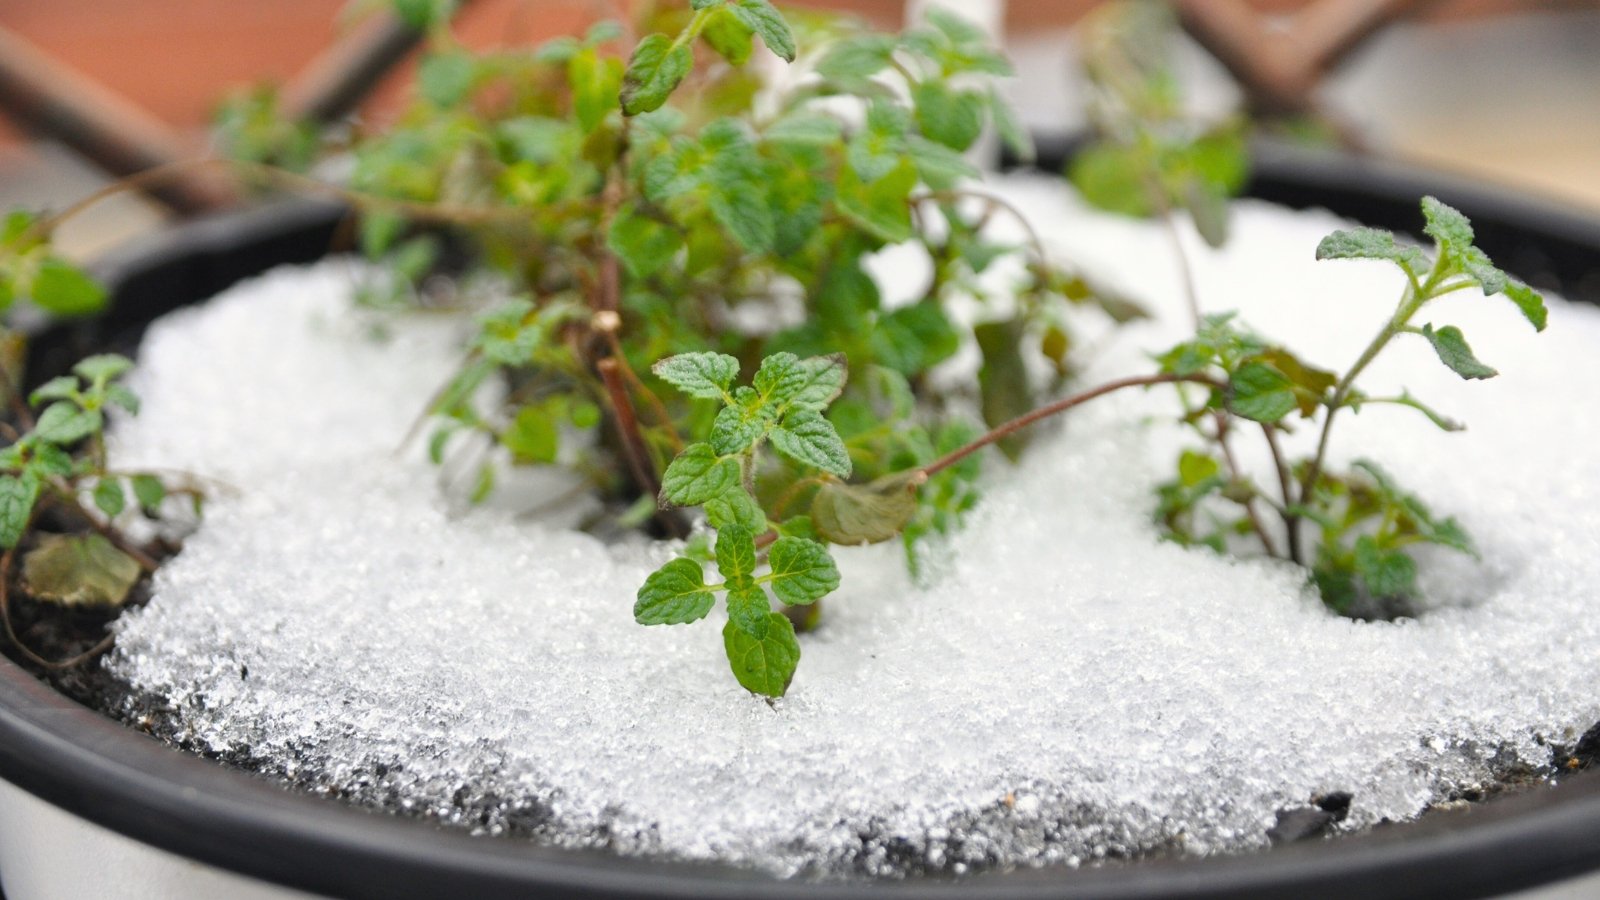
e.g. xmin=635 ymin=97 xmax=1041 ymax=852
xmin=104 ymin=177 xmax=1600 ymax=877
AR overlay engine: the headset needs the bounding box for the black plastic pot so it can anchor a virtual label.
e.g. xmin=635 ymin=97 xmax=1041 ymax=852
xmin=2 ymin=143 xmax=1599 ymax=900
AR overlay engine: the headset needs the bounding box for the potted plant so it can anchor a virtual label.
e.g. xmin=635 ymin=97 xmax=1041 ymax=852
xmin=0 ymin=2 xmax=1598 ymax=898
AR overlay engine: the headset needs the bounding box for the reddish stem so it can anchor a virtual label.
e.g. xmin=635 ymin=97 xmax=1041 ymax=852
xmin=921 ymin=373 xmax=1223 ymax=478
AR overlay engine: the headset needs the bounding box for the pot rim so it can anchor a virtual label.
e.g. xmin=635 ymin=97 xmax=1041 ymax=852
xmin=3 ymin=141 xmax=1599 ymax=900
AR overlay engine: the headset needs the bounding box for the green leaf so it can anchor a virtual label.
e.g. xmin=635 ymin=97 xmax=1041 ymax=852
xmin=1504 ymin=281 xmax=1548 ymax=332
xmin=764 ymin=112 xmax=842 ymax=147
xmin=756 ymin=352 xmax=847 ymax=413
xmin=131 ymin=474 xmax=166 ymax=514
xmin=660 ymin=443 xmax=741 ymax=505
xmin=93 ymin=479 xmax=126 ymax=518
xmin=989 ymin=87 xmax=1033 ymax=163
xmin=621 ymin=34 xmax=693 ymax=116
xmin=722 ymin=612 xmax=799 ymax=696
xmin=704 ymin=487 xmax=766 ymax=532
xmin=72 ymin=353 xmax=133 ymax=384
xmin=502 ymin=404 xmax=560 ymax=463
xmin=1353 ymin=535 xmax=1416 ymax=599
xmin=836 ymin=158 xmax=917 ymax=244
xmin=816 ymin=34 xmax=895 ymax=82
xmin=568 ymin=48 xmax=622 ymax=133
xmin=769 ymin=409 xmax=851 ymax=476
xmin=419 ymin=51 xmax=476 ymax=107
xmin=1228 ymin=361 xmax=1296 ymax=423
xmin=810 ymin=473 xmax=919 ymax=545
xmin=702 ymin=8 xmax=754 ymax=66
xmin=1420 ymin=323 xmax=1496 ymax=380
xmin=21 ymin=534 xmax=141 ymax=607
xmin=30 ymin=258 xmax=107 ymax=316
xmin=905 ymin=136 xmax=978 ymax=189
xmin=1314 ymin=227 xmax=1428 ymax=276
xmin=1421 ymin=195 xmax=1473 ymax=250
xmin=0 ymin=472 xmax=40 ymax=549
xmin=653 ymin=352 xmax=738 ymax=400
xmin=30 ymin=445 xmax=72 ymax=478
xmin=608 ymin=206 xmax=683 ymax=278
xmin=33 ymin=402 xmax=101 ymax=445
xmin=1068 ymin=141 xmax=1153 ymax=217
xmin=634 ymin=557 xmax=716 ymax=625
xmin=728 ymin=0 xmax=796 ymax=62
xmin=28 ymin=376 xmax=78 ymax=406
xmin=766 ymin=537 xmax=839 ymax=605
xmin=714 ymin=524 xmax=758 ymax=589
xmin=974 ymin=319 xmax=1032 ymax=458
xmin=1177 ymin=449 xmax=1220 ymax=487
xmin=710 ymin=394 xmax=773 ymax=454
xmin=1456 ymin=245 xmax=1506 ymax=295
xmin=913 ymin=81 xmax=984 ymax=152
xmin=725 ymin=586 xmax=772 ymax=638
xmin=105 ymin=384 xmax=140 ymax=415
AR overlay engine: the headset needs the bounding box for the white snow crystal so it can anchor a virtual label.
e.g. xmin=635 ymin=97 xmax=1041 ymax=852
xmin=104 ymin=179 xmax=1600 ymax=877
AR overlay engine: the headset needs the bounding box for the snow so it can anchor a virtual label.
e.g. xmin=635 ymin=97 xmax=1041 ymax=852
xmin=104 ymin=178 xmax=1600 ymax=877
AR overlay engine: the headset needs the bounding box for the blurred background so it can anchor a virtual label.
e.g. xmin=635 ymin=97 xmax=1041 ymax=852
xmin=0 ymin=0 xmax=1595 ymax=257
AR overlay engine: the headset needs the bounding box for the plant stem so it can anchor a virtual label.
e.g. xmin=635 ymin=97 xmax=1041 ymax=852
xmin=1260 ymin=422 xmax=1301 ymax=564
xmin=1214 ymin=418 xmax=1281 ymax=559
xmin=921 ymin=372 xmax=1223 ymax=478
xmin=1298 ymin=261 xmax=1440 ymax=509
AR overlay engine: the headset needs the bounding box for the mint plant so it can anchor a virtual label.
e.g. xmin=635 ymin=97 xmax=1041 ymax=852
xmin=0 ymin=354 xmax=194 ymax=666
xmin=637 ymin=352 xmax=845 ymax=696
xmin=1147 ymin=196 xmax=1544 ymax=617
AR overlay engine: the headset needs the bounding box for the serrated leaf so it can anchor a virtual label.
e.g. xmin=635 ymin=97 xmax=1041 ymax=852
xmin=93 ymin=479 xmax=125 ymax=518
xmin=1504 ymin=281 xmax=1548 ymax=331
xmin=728 ymin=0 xmax=796 ymax=62
xmin=769 ymin=409 xmax=851 ymax=476
xmin=710 ymin=400 xmax=772 ymax=454
xmin=913 ymin=81 xmax=984 ymax=152
xmin=1314 ymin=227 xmax=1428 ymax=275
xmin=1228 ymin=361 xmax=1296 ymax=423
xmin=1457 ymin=245 xmax=1506 ymax=295
xmin=704 ymin=487 xmax=766 ymax=532
xmin=0 ymin=472 xmax=39 ymax=549
xmin=34 ymin=401 xmax=101 ymax=445
xmin=757 ymin=353 xmax=846 ymax=413
xmin=634 ymin=557 xmax=716 ymax=624
xmin=725 ymin=585 xmax=771 ymax=638
xmin=722 ymin=612 xmax=799 ymax=696
xmin=608 ymin=206 xmax=683 ymax=279
xmin=714 ymin=524 xmax=758 ymax=589
xmin=30 ymin=258 xmax=106 ymax=316
xmin=72 ymin=353 xmax=133 ymax=384
xmin=660 ymin=443 xmax=741 ymax=505
xmin=1420 ymin=323 xmax=1496 ymax=380
xmin=28 ymin=376 xmax=77 ymax=406
xmin=653 ymin=352 xmax=739 ymax=400
xmin=1421 ymin=195 xmax=1473 ymax=249
xmin=131 ymin=474 xmax=166 ymax=514
xmin=22 ymin=533 xmax=141 ymax=607
xmin=766 ymin=537 xmax=839 ymax=606
xmin=30 ymin=444 xmax=72 ymax=478
xmin=621 ymin=34 xmax=692 ymax=116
